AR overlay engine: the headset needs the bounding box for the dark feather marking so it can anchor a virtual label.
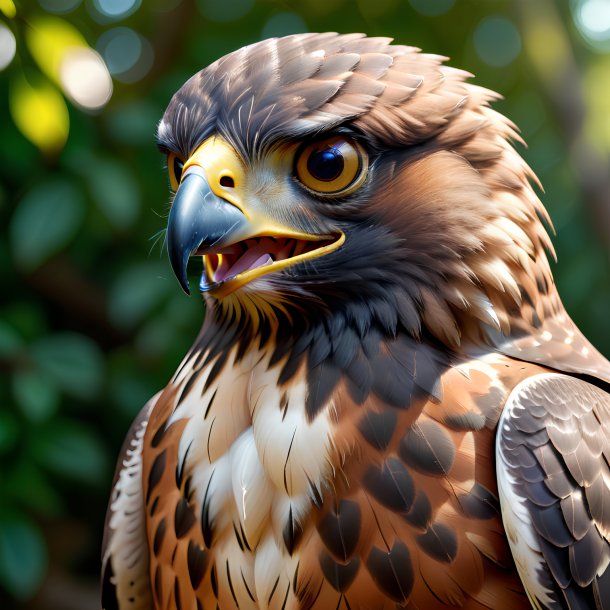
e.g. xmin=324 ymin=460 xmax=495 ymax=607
xmin=233 ymin=522 xmax=245 ymax=552
xmin=204 ymin=387 xmax=218 ymax=419
xmin=150 ymin=495 xmax=159 ymax=516
xmin=457 ymin=483 xmax=500 ymax=520
xmin=293 ymin=561 xmax=299 ymax=594
xmin=201 ymin=472 xmax=215 ymax=547
xmin=153 ymin=518 xmax=166 ymax=555
xmin=175 ymin=439 xmax=193 ymax=488
xmin=178 ymin=371 xmax=200 ymax=406
xmin=366 ymin=541 xmax=414 ymax=602
xmin=280 ymin=583 xmax=290 ymax=610
xmin=174 ymin=496 xmax=196 ymax=538
xmin=320 ymin=552 xmax=360 ymax=592
xmin=369 ymin=344 xmax=415 ymax=408
xmin=345 ymin=349 xmax=373 ymax=404
xmin=399 ymin=420 xmax=455 ymax=476
xmin=283 ymin=429 xmax=298 ymax=493
xmin=174 ymin=577 xmax=182 ymax=610
xmin=151 ymin=417 xmax=169 ymax=448
xmin=332 ymin=324 xmax=359 ymax=370
xmin=416 ymin=523 xmax=458 ymax=563
xmin=241 ymin=568 xmax=256 ymax=602
xmin=306 ymin=472 xmax=324 ymax=509
xmin=280 ymin=392 xmax=289 ymax=422
xmin=203 ymin=351 xmax=229 ymax=393
xmin=207 ymin=417 xmax=216 ymax=462
xmin=154 ymin=565 xmax=162 ymax=606
xmin=308 ymin=324 xmax=332 ymax=368
xmin=363 ymin=457 xmax=415 ymax=512
xmin=187 ymin=540 xmax=207 ymax=589
xmin=306 ymin=359 xmax=342 ymax=419
xmin=530 ymin=501 xmax=573 ymax=547
xmin=317 ymin=500 xmax=361 ymax=561
xmin=239 ymin=521 xmax=252 ymax=552
xmin=358 ymin=410 xmax=397 ymax=450
xmin=226 ymin=560 xmax=240 ymax=608
xmin=146 ymin=450 xmax=167 ymax=505
xmin=267 ymin=575 xmax=280 ymax=605
xmin=403 ymin=490 xmax=432 ymax=530
xmin=278 ymin=353 xmax=304 ymax=386
xmin=283 ymin=505 xmax=303 ymax=555
xmin=210 ymin=563 xmax=218 ymax=598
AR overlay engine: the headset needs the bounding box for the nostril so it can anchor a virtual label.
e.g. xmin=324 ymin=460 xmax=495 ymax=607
xmin=220 ymin=175 xmax=234 ymax=188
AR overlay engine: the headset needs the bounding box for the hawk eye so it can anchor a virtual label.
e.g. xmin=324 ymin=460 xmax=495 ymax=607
xmin=295 ymin=136 xmax=368 ymax=197
xmin=168 ymin=153 xmax=185 ymax=191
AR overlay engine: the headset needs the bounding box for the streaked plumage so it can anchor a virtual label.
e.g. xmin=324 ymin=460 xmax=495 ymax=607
xmin=102 ymin=33 xmax=610 ymax=609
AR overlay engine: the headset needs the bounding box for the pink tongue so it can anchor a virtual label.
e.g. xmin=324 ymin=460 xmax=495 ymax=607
xmin=217 ymin=246 xmax=273 ymax=281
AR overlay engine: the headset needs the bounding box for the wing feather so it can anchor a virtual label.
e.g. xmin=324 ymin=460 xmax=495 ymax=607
xmin=101 ymin=393 xmax=160 ymax=610
xmin=496 ymin=373 xmax=610 ymax=610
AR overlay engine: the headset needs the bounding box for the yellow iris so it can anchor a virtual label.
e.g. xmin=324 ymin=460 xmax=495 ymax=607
xmin=295 ymin=136 xmax=368 ymax=196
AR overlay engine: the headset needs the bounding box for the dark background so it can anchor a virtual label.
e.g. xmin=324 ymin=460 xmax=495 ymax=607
xmin=1 ymin=0 xmax=609 ymax=607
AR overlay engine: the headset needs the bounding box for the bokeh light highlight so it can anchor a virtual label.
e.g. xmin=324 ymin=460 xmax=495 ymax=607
xmin=60 ymin=47 xmax=113 ymax=109
xmin=0 ymin=23 xmax=16 ymax=70
xmin=474 ymin=16 xmax=521 ymax=67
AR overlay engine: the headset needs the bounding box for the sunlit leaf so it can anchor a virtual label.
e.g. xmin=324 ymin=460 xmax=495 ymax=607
xmin=9 ymin=72 xmax=69 ymax=153
xmin=30 ymin=332 xmax=104 ymax=399
xmin=0 ymin=0 xmax=16 ymax=19
xmin=25 ymin=15 xmax=87 ymax=83
xmin=9 ymin=179 xmax=85 ymax=270
xmin=0 ymin=513 xmax=47 ymax=600
xmin=30 ymin=419 xmax=108 ymax=483
xmin=12 ymin=371 xmax=59 ymax=422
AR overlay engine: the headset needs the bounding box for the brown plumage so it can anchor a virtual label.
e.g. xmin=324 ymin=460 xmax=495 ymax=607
xmin=102 ymin=33 xmax=610 ymax=610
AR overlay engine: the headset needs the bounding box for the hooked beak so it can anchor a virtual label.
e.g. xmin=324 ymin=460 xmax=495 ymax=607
xmin=166 ymin=165 xmax=247 ymax=294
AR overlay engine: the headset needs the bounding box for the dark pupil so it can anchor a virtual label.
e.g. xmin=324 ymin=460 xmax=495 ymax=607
xmin=307 ymin=147 xmax=344 ymax=182
xmin=173 ymin=157 xmax=184 ymax=182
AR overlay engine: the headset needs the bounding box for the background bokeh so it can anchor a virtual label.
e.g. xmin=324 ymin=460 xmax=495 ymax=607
xmin=1 ymin=0 xmax=609 ymax=608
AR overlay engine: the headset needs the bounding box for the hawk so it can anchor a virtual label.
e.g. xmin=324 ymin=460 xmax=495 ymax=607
xmin=102 ymin=33 xmax=610 ymax=610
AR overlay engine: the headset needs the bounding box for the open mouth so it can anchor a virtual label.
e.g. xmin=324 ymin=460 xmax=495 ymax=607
xmin=197 ymin=233 xmax=344 ymax=294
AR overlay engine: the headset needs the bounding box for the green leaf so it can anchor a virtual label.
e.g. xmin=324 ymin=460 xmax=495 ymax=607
xmin=85 ymin=157 xmax=141 ymax=229
xmin=30 ymin=332 xmax=104 ymax=400
xmin=0 ymin=320 xmax=23 ymax=358
xmin=0 ymin=410 xmax=20 ymax=454
xmin=9 ymin=179 xmax=85 ymax=270
xmin=109 ymin=261 xmax=173 ymax=327
xmin=30 ymin=419 xmax=108 ymax=483
xmin=0 ymin=302 xmax=47 ymax=342
xmin=3 ymin=461 xmax=63 ymax=517
xmin=12 ymin=371 xmax=59 ymax=422
xmin=0 ymin=513 xmax=47 ymax=600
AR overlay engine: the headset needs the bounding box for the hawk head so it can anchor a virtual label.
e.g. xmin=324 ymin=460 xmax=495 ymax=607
xmin=158 ymin=33 xmax=555 ymax=350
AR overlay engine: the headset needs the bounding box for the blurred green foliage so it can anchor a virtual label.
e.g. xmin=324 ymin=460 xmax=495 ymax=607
xmin=1 ymin=0 xmax=609 ymax=607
